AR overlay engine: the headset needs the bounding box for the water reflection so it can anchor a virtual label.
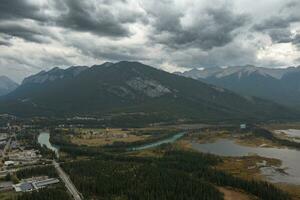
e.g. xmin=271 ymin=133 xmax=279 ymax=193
xmin=192 ymin=139 xmax=300 ymax=185
xmin=37 ymin=132 xmax=59 ymax=157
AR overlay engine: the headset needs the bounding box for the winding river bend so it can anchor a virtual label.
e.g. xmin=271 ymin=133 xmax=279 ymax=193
xmin=37 ymin=131 xmax=185 ymax=155
xmin=37 ymin=132 xmax=59 ymax=157
xmin=192 ymin=139 xmax=300 ymax=185
xmin=130 ymin=132 xmax=186 ymax=151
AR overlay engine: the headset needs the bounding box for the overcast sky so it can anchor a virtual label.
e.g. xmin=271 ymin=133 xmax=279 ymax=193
xmin=1 ymin=0 xmax=300 ymax=82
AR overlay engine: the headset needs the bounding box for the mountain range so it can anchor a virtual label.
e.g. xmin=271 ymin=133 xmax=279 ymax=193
xmin=0 ymin=62 xmax=297 ymax=123
xmin=176 ymin=65 xmax=300 ymax=108
xmin=0 ymin=76 xmax=19 ymax=96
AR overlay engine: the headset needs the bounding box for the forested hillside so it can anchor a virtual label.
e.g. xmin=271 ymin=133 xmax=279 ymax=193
xmin=0 ymin=61 xmax=298 ymax=123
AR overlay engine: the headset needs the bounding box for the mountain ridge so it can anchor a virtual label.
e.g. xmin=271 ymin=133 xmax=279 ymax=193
xmin=176 ymin=65 xmax=300 ymax=108
xmin=175 ymin=65 xmax=300 ymax=80
xmin=0 ymin=61 xmax=297 ymax=123
xmin=22 ymin=66 xmax=89 ymax=85
xmin=0 ymin=75 xmax=19 ymax=96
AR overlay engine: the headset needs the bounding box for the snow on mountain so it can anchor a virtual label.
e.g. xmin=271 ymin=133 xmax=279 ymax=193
xmin=177 ymin=65 xmax=300 ymax=80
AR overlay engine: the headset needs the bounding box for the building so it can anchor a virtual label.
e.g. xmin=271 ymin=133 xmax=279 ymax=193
xmin=32 ymin=178 xmax=60 ymax=189
xmin=4 ymin=161 xmax=15 ymax=166
xmin=8 ymin=150 xmax=41 ymax=162
xmin=240 ymin=124 xmax=247 ymax=129
xmin=13 ymin=178 xmax=60 ymax=192
xmin=13 ymin=182 xmax=34 ymax=192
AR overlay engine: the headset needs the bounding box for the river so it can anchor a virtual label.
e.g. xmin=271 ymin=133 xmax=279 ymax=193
xmin=130 ymin=132 xmax=185 ymax=151
xmin=37 ymin=132 xmax=59 ymax=157
xmin=37 ymin=131 xmax=185 ymax=155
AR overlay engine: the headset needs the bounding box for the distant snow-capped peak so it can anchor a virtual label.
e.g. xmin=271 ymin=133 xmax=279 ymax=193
xmin=177 ymin=65 xmax=300 ymax=80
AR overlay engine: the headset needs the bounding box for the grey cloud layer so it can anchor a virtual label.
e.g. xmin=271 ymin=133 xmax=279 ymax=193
xmin=0 ymin=0 xmax=300 ymax=82
xmin=252 ymin=1 xmax=300 ymax=45
xmin=146 ymin=1 xmax=248 ymax=50
xmin=0 ymin=0 xmax=145 ymax=40
xmin=0 ymin=0 xmax=47 ymax=21
xmin=55 ymin=0 xmax=144 ymax=37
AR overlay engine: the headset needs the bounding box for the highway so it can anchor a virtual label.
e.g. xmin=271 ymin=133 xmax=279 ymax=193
xmin=53 ymin=160 xmax=82 ymax=200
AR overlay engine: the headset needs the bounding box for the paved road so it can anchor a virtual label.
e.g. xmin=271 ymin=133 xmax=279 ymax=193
xmin=53 ymin=160 xmax=82 ymax=200
xmin=0 ymin=161 xmax=53 ymax=177
xmin=2 ymin=137 xmax=12 ymax=158
xmin=1 ymin=160 xmax=83 ymax=200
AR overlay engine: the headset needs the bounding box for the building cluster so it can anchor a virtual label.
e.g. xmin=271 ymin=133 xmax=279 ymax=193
xmin=0 ymin=117 xmax=63 ymax=196
xmin=5 ymin=150 xmax=42 ymax=166
xmin=13 ymin=176 xmax=60 ymax=192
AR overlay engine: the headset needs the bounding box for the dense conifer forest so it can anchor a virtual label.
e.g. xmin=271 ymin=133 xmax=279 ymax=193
xmin=16 ymin=187 xmax=71 ymax=200
xmin=16 ymin=166 xmax=57 ymax=179
xmin=61 ymin=145 xmax=291 ymax=200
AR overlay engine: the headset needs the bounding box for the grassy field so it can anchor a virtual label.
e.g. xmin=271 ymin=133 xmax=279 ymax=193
xmin=217 ymin=157 xmax=300 ymax=200
xmin=261 ymin=122 xmax=300 ymax=130
xmin=216 ymin=156 xmax=281 ymax=180
xmin=71 ymin=133 xmax=150 ymax=146
xmin=70 ymin=128 xmax=147 ymax=146
xmin=69 ymin=127 xmax=177 ymax=146
xmin=218 ymin=187 xmax=257 ymax=200
xmin=185 ymin=129 xmax=284 ymax=148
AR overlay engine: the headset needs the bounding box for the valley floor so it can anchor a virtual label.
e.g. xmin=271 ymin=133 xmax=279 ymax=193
xmin=2 ymin=122 xmax=300 ymax=200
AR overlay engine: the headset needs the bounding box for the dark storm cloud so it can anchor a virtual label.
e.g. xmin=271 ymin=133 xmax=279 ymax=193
xmin=55 ymin=0 xmax=135 ymax=37
xmin=0 ymin=0 xmax=47 ymax=22
xmin=0 ymin=0 xmax=53 ymax=43
xmin=0 ymin=0 xmax=146 ymax=42
xmin=56 ymin=0 xmax=147 ymax=37
xmin=0 ymin=22 xmax=51 ymax=43
xmin=267 ymin=29 xmax=294 ymax=43
xmin=146 ymin=3 xmax=248 ymax=50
